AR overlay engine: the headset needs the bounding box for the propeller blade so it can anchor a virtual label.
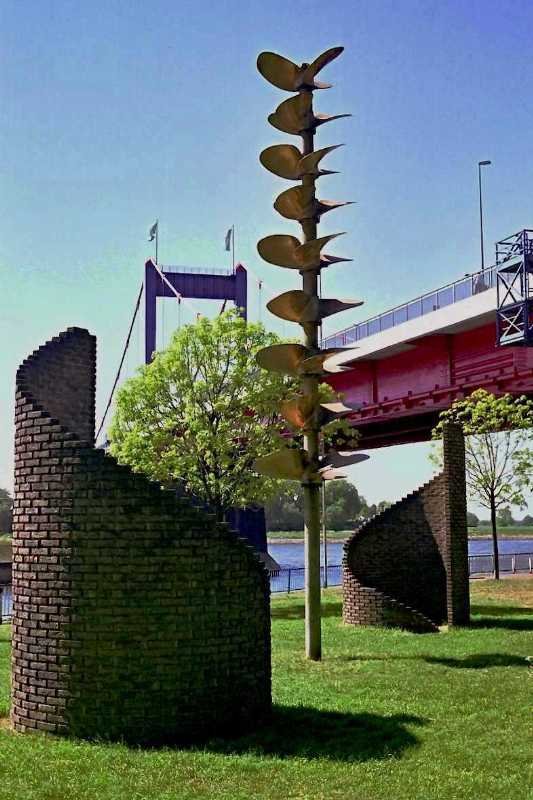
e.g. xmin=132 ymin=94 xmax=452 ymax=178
xmin=256 ymin=343 xmax=309 ymax=376
xmin=302 ymin=46 xmax=344 ymax=84
xmin=257 ymin=232 xmax=345 ymax=270
xmin=257 ymin=52 xmax=301 ymax=91
xmin=257 ymin=47 xmax=343 ymax=92
xmin=267 ymin=292 xmax=362 ymax=324
xmin=322 ymin=451 xmax=370 ymax=469
xmin=321 ymin=400 xmax=362 ymax=415
xmin=274 ymin=186 xmax=353 ymax=222
xmin=298 ymin=144 xmax=343 ymax=177
xmin=315 ymin=198 xmax=354 ymax=216
xmin=259 ymin=144 xmax=302 ymax=180
xmin=318 ymin=298 xmax=364 ymax=318
xmin=300 ymin=348 xmax=347 ymax=374
xmin=268 ymin=93 xmax=314 ymax=135
xmin=279 ymin=395 xmax=315 ymax=430
xmin=314 ymin=112 xmax=352 ymax=128
xmin=323 ymin=348 xmax=360 ymax=370
xmin=320 ymin=468 xmax=348 ymax=481
xmin=254 ymin=448 xmax=307 ymax=480
xmin=274 ymin=186 xmax=316 ymax=221
xmin=267 ymin=291 xmax=320 ymax=323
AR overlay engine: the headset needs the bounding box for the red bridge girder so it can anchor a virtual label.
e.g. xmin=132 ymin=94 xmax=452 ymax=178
xmin=329 ymin=322 xmax=533 ymax=449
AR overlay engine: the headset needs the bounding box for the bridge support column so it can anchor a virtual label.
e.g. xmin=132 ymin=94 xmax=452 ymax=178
xmin=442 ymin=423 xmax=470 ymax=626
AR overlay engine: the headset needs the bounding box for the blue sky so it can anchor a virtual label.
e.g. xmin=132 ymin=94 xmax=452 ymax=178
xmin=1 ymin=0 xmax=532 ymax=517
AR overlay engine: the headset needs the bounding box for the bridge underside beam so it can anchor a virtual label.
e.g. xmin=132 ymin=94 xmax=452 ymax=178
xmin=330 ymin=322 xmax=533 ymax=449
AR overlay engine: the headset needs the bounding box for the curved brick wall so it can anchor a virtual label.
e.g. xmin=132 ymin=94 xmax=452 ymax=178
xmin=343 ymin=423 xmax=470 ymax=632
xmin=12 ymin=328 xmax=271 ymax=743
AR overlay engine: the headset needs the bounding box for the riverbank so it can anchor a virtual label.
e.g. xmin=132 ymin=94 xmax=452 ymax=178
xmin=268 ymin=526 xmax=533 ymax=545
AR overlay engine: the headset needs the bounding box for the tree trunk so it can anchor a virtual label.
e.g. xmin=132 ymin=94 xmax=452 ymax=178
xmin=490 ymin=498 xmax=500 ymax=580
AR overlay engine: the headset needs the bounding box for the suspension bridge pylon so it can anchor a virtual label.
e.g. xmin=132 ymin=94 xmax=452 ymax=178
xmin=144 ymin=259 xmax=247 ymax=363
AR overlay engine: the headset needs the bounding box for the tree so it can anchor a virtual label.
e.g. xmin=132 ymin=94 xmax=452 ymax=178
xmin=432 ymin=390 xmax=533 ymax=579
xmin=265 ymin=483 xmax=303 ymax=531
xmin=520 ymin=514 xmax=533 ymax=527
xmin=466 ymin=511 xmax=479 ymax=527
xmin=496 ymin=506 xmax=514 ymax=527
xmin=0 ymin=488 xmax=12 ymax=535
xmin=323 ymin=480 xmax=365 ymax=530
xmin=265 ymin=479 xmax=367 ymax=532
xmin=110 ymin=310 xmax=293 ymax=518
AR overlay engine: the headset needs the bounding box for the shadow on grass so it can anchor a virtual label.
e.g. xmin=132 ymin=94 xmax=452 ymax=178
xmin=336 ymin=652 xmax=529 ymax=669
xmin=471 ymin=604 xmax=533 ymax=617
xmin=424 ymin=653 xmax=529 ymax=669
xmin=470 ymin=614 xmax=533 ymax=632
xmin=271 ymin=601 xmax=343 ymax=620
xmin=203 ymin=705 xmax=426 ymax=762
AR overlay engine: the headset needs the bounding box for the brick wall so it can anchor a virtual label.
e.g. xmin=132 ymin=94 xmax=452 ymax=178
xmin=343 ymin=423 xmax=469 ymax=631
xmin=11 ymin=327 xmax=271 ymax=743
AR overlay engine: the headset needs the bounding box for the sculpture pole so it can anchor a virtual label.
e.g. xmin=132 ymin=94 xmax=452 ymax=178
xmin=254 ymin=47 xmax=368 ymax=660
xmin=300 ymin=118 xmax=322 ymax=659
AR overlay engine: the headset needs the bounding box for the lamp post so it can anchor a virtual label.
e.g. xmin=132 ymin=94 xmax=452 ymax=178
xmin=478 ymin=160 xmax=491 ymax=272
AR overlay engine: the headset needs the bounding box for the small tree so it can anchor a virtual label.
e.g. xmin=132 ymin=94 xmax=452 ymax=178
xmin=432 ymin=390 xmax=533 ymax=579
xmin=0 ymin=488 xmax=12 ymax=536
xmin=110 ymin=310 xmax=293 ymax=518
xmin=466 ymin=511 xmax=479 ymax=528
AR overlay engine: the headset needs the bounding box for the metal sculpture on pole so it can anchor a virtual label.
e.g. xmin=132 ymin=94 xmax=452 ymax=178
xmin=255 ymin=46 xmax=367 ymax=660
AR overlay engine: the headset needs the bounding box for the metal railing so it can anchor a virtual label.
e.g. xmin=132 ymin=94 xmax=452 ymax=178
xmin=162 ymin=265 xmax=233 ymax=276
xmin=469 ymin=551 xmax=533 ymax=578
xmin=324 ymin=264 xmax=497 ymax=349
xmin=271 ymin=565 xmax=343 ymax=593
xmin=271 ymin=552 xmax=533 ymax=593
xmin=0 ymin=586 xmax=12 ymax=623
xmin=0 ymin=553 xmax=530 ymax=616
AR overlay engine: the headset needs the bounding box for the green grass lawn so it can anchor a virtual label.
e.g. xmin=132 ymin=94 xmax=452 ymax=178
xmin=1 ymin=579 xmax=532 ymax=799
xmin=268 ymin=527 xmax=533 ymax=542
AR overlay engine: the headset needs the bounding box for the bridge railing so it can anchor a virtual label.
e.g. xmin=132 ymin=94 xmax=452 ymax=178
xmin=324 ymin=264 xmax=498 ymax=349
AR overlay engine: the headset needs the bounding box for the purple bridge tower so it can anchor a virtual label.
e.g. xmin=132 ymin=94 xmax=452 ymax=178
xmin=144 ymin=259 xmax=247 ymax=363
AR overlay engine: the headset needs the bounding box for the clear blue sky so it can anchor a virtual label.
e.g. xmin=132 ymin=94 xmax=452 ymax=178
xmin=1 ymin=0 xmax=532 ymax=517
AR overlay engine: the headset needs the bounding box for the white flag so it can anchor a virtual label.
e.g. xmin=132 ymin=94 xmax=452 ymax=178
xmin=148 ymin=220 xmax=158 ymax=242
xmin=225 ymin=227 xmax=232 ymax=252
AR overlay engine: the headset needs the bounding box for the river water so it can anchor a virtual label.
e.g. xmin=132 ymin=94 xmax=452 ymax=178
xmin=269 ymin=537 xmax=533 ymax=568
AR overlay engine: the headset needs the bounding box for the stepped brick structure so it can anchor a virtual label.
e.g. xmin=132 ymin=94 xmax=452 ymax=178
xmin=343 ymin=423 xmax=469 ymax=632
xmin=11 ymin=328 xmax=271 ymax=743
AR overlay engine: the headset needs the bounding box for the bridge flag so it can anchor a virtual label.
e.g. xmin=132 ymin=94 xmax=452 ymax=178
xmin=148 ymin=220 xmax=158 ymax=242
xmin=224 ymin=227 xmax=233 ymax=251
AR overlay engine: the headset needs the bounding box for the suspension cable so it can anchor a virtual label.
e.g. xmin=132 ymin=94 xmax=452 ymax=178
xmin=95 ymin=282 xmax=144 ymax=445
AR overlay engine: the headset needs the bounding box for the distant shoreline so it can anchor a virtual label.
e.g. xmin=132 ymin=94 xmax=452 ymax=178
xmin=268 ymin=531 xmax=533 ymax=546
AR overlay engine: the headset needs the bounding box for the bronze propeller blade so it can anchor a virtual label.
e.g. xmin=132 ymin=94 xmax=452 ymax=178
xmin=259 ymin=143 xmax=342 ymax=180
xmin=254 ymin=448 xmax=307 ymax=480
xmin=321 ymin=451 xmax=370 ymax=469
xmin=256 ymin=343 xmax=351 ymax=377
xmin=268 ymin=93 xmax=351 ymax=136
xmin=319 ymin=468 xmax=348 ymax=481
xmin=257 ymin=46 xmax=344 ymax=92
xmin=279 ymin=395 xmax=315 ymax=430
xmin=257 ymin=232 xmax=349 ymax=270
xmin=274 ymin=185 xmax=353 ymax=222
xmin=256 ymin=343 xmax=310 ymax=376
xmin=267 ymin=291 xmax=363 ymax=323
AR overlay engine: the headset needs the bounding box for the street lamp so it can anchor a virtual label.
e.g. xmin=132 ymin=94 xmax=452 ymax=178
xmin=478 ymin=160 xmax=491 ymax=272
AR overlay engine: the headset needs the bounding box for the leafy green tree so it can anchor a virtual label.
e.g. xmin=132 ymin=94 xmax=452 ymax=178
xmin=265 ymin=479 xmax=367 ymax=532
xmin=265 ymin=483 xmax=303 ymax=531
xmin=496 ymin=506 xmax=515 ymax=527
xmin=323 ymin=480 xmax=365 ymax=530
xmin=466 ymin=511 xmax=479 ymax=527
xmin=432 ymin=389 xmax=533 ymax=579
xmin=521 ymin=514 xmax=533 ymax=527
xmin=0 ymin=488 xmax=12 ymax=535
xmin=110 ymin=310 xmax=293 ymax=518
